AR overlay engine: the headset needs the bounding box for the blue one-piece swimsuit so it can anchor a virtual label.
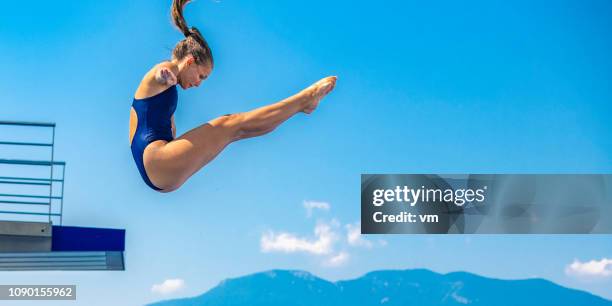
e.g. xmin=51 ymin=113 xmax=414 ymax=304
xmin=131 ymin=85 xmax=178 ymax=191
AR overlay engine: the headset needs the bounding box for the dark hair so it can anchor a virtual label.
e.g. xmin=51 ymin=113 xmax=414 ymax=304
xmin=171 ymin=0 xmax=213 ymax=67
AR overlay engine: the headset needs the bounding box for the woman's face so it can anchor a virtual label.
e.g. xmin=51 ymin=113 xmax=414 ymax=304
xmin=178 ymin=59 xmax=212 ymax=89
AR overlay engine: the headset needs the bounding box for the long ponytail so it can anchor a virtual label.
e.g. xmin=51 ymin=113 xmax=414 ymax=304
xmin=170 ymin=0 xmax=214 ymax=67
xmin=171 ymin=0 xmax=191 ymax=36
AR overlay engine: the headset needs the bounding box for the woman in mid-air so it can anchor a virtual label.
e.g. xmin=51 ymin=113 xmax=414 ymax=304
xmin=129 ymin=0 xmax=337 ymax=192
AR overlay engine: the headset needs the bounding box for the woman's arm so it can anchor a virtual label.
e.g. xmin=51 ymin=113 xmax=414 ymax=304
xmin=171 ymin=115 xmax=176 ymax=138
xmin=155 ymin=65 xmax=178 ymax=86
xmin=134 ymin=62 xmax=178 ymax=99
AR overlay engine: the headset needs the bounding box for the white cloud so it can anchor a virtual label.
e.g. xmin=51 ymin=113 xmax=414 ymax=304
xmin=260 ymin=200 xmax=390 ymax=268
xmin=303 ymin=200 xmax=330 ymax=217
xmin=151 ymin=278 xmax=185 ymax=295
xmin=346 ymin=222 xmax=373 ymax=248
xmin=260 ymin=222 xmax=338 ymax=255
xmin=565 ymin=258 xmax=612 ymax=278
xmin=324 ymin=251 xmax=350 ymax=267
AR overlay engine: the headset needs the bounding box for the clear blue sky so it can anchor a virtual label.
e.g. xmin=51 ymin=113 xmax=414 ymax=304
xmin=1 ymin=1 xmax=612 ymax=305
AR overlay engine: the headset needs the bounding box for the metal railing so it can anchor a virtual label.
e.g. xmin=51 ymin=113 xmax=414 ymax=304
xmin=0 ymin=121 xmax=66 ymax=225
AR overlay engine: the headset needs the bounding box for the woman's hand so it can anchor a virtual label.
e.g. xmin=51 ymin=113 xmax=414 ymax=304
xmin=155 ymin=67 xmax=178 ymax=86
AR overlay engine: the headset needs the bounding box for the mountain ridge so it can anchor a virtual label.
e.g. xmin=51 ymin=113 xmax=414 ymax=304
xmin=148 ymin=268 xmax=611 ymax=306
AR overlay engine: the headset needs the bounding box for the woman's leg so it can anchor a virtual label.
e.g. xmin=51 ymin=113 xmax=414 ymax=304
xmin=144 ymin=76 xmax=337 ymax=192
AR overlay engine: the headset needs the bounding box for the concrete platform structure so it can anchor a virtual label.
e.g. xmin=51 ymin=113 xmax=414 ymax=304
xmin=0 ymin=121 xmax=126 ymax=271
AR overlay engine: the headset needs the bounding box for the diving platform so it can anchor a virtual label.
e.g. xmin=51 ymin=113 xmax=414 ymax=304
xmin=0 ymin=120 xmax=126 ymax=271
xmin=0 ymin=221 xmax=125 ymax=270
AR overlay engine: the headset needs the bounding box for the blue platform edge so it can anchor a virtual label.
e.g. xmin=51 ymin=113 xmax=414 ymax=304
xmin=51 ymin=226 xmax=125 ymax=251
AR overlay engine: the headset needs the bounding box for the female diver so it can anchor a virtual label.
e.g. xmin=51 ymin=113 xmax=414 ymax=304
xmin=129 ymin=0 xmax=337 ymax=192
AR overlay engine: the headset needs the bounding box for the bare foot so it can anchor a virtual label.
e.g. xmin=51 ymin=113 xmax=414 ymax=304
xmin=301 ymin=76 xmax=337 ymax=114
